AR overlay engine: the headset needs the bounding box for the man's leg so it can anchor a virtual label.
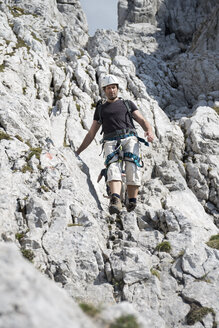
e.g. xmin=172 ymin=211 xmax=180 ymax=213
xmin=104 ymin=140 xmax=123 ymax=214
xmin=123 ymin=137 xmax=141 ymax=212
xmin=126 ymin=185 xmax=139 ymax=212
xmin=108 ymin=180 xmax=122 ymax=214
xmin=127 ymin=185 xmax=139 ymax=199
xmin=108 ymin=180 xmax=122 ymax=195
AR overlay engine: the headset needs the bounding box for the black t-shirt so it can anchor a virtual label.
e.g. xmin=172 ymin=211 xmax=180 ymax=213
xmin=93 ymin=99 xmax=138 ymax=135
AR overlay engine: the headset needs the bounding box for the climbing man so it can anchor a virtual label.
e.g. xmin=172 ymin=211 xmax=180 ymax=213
xmin=76 ymin=74 xmax=154 ymax=214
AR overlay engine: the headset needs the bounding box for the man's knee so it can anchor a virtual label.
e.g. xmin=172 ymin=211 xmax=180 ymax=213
xmin=107 ymin=163 xmax=122 ymax=182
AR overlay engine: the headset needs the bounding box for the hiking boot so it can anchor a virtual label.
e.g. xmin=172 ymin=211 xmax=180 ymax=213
xmin=109 ymin=195 xmax=122 ymax=215
xmin=126 ymin=201 xmax=136 ymax=212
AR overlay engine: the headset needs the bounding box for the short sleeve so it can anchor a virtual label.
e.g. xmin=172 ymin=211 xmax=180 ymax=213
xmin=93 ymin=104 xmax=101 ymax=121
xmin=129 ymin=100 xmax=138 ymax=113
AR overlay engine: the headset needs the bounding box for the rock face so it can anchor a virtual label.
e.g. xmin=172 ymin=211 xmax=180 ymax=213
xmin=118 ymin=0 xmax=219 ymax=105
xmin=0 ymin=242 xmax=97 ymax=328
xmin=0 ymin=0 xmax=219 ymax=327
xmin=118 ymin=0 xmax=218 ymax=42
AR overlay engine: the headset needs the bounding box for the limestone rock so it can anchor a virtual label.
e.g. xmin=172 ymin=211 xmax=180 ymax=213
xmin=0 ymin=0 xmax=219 ymax=327
xmin=0 ymin=242 xmax=97 ymax=328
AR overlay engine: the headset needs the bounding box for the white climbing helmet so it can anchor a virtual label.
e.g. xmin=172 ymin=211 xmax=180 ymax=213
xmin=101 ymin=74 xmax=119 ymax=88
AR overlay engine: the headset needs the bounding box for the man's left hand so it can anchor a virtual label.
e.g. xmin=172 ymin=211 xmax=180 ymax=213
xmin=145 ymin=131 xmax=154 ymax=143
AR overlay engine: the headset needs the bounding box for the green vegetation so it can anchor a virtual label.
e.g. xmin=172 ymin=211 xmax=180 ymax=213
xmin=15 ymin=38 xmax=30 ymax=53
xmin=63 ymin=139 xmax=70 ymax=148
xmin=80 ymin=120 xmax=86 ymax=129
xmin=79 ymin=303 xmax=100 ymax=317
xmin=76 ymin=103 xmax=81 ymax=112
xmin=155 ymin=241 xmax=172 ymax=253
xmin=8 ymin=6 xmax=38 ymax=18
xmin=186 ymin=305 xmax=215 ymax=325
xmin=0 ymin=131 xmax=12 ymax=141
xmin=150 ymin=268 xmax=160 ymax=280
xmin=0 ymin=63 xmax=5 ymax=72
xmin=39 ymin=185 xmax=49 ymax=193
xmin=48 ymin=107 xmax=53 ymax=116
xmin=15 ymin=232 xmax=26 ymax=242
xmin=15 ymin=229 xmax=29 ymax=242
xmin=31 ymin=32 xmax=42 ymax=43
xmin=25 ymin=140 xmax=32 ymax=148
xmin=26 ymin=147 xmax=42 ymax=161
xmin=67 ymin=223 xmax=83 ymax=227
xmin=21 ymin=248 xmax=35 ymax=262
xmin=108 ymin=224 xmax=112 ymax=231
xmin=3 ymin=35 xmax=31 ymax=56
xmin=206 ymin=234 xmax=219 ymax=250
xmin=78 ymin=49 xmax=85 ymax=59
xmin=15 ymin=134 xmax=24 ymax=142
xmin=109 ymin=315 xmax=139 ymax=328
xmin=9 ymin=6 xmax=27 ymax=18
xmin=37 ymin=164 xmax=43 ymax=171
xmin=21 ymin=165 xmax=33 ymax=173
xmin=213 ymin=106 xmax=219 ymax=115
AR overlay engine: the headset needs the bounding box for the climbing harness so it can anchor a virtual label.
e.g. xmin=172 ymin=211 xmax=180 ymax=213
xmin=104 ymin=145 xmax=144 ymax=168
xmin=104 ymin=134 xmax=148 ymax=168
xmin=103 ymin=131 xmax=149 ymax=147
xmin=102 ymin=129 xmax=136 ymax=142
xmin=123 ymin=152 xmax=144 ymax=167
xmin=96 ymin=98 xmax=149 ymax=168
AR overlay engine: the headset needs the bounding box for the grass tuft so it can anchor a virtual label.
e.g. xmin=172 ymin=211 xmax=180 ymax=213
xmin=21 ymin=248 xmax=35 ymax=262
xmin=15 ymin=135 xmax=24 ymax=142
xmin=206 ymin=234 xmax=219 ymax=250
xmin=213 ymin=106 xmax=219 ymax=115
xmin=26 ymin=147 xmax=42 ymax=161
xmin=186 ymin=304 xmax=215 ymax=325
xmin=155 ymin=241 xmax=171 ymax=253
xmin=79 ymin=303 xmax=100 ymax=317
xmin=150 ymin=268 xmax=160 ymax=280
xmin=109 ymin=315 xmax=140 ymax=328
xmin=68 ymin=223 xmax=83 ymax=227
xmin=15 ymin=232 xmax=26 ymax=242
xmin=21 ymin=165 xmax=33 ymax=173
xmin=0 ymin=131 xmax=12 ymax=141
xmin=0 ymin=63 xmax=5 ymax=72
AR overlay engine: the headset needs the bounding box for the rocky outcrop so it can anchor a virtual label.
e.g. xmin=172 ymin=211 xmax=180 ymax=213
xmin=172 ymin=5 xmax=219 ymax=105
xmin=118 ymin=0 xmax=218 ymax=43
xmin=0 ymin=242 xmax=97 ymax=328
xmin=0 ymin=0 xmax=219 ymax=327
xmin=118 ymin=0 xmax=219 ymax=106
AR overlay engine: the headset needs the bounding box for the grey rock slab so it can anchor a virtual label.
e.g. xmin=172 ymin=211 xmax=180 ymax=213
xmin=109 ymin=246 xmax=152 ymax=284
xmin=99 ymin=301 xmax=154 ymax=328
xmin=0 ymin=242 xmax=97 ymax=328
xmin=182 ymin=280 xmax=219 ymax=325
xmin=0 ymin=1 xmax=219 ymax=327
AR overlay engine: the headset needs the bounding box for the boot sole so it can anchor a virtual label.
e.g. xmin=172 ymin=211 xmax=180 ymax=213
xmin=126 ymin=204 xmax=136 ymax=212
xmin=109 ymin=206 xmax=121 ymax=215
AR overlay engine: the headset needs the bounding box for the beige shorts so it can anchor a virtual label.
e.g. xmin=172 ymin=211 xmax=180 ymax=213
xmin=104 ymin=136 xmax=142 ymax=186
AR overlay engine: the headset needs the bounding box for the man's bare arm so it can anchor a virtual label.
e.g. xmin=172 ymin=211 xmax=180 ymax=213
xmin=76 ymin=120 xmax=101 ymax=155
xmin=132 ymin=110 xmax=154 ymax=142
